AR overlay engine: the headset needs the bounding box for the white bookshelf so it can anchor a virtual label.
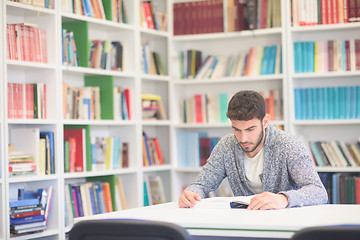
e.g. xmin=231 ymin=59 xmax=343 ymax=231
xmin=1 ymin=0 xmax=360 ymax=239
xmin=1 ymin=0 xmax=172 ymax=239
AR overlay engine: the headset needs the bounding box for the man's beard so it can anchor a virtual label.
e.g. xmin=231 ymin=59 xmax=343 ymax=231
xmin=239 ymin=125 xmax=264 ymax=153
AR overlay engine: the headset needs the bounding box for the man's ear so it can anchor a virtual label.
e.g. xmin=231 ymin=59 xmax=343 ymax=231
xmin=263 ymin=114 xmax=271 ymax=128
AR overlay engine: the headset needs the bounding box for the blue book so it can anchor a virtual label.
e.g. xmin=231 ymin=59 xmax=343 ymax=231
xmin=40 ymin=131 xmax=55 ymax=174
xmin=317 ymin=88 xmax=324 ymax=119
xmin=305 ymin=88 xmax=313 ymax=119
xmin=327 ymin=87 xmax=334 ymax=119
xmin=219 ymin=93 xmax=228 ymax=123
xmin=332 ymin=174 xmax=339 ymax=204
xmin=293 ymin=42 xmax=301 ymax=73
xmin=269 ymin=45 xmax=277 ymax=74
xmin=88 ymin=184 xmax=97 ymax=215
xmin=151 ymin=0 xmax=160 ymax=30
xmin=142 ymin=44 xmax=149 ymax=74
xmin=294 ymin=88 xmax=302 ymax=120
xmin=332 ymin=87 xmax=340 ymax=119
xmin=338 ymin=86 xmax=346 ymax=119
xmin=350 ymin=86 xmax=356 ymax=119
xmin=300 ymin=89 xmax=307 ymax=120
xmin=309 ymin=142 xmax=324 ymax=166
xmin=309 ymin=41 xmax=315 ymax=73
xmin=260 ymin=46 xmax=269 ymax=75
xmin=341 ymin=40 xmax=346 ymax=71
xmin=357 ymin=86 xmax=360 ymax=119
xmin=10 ymin=199 xmax=39 ymax=208
xmin=93 ymin=182 xmax=106 ymax=213
xmin=10 ymin=214 xmax=45 ymax=226
xmin=345 ymin=86 xmax=352 ymax=119
xmin=322 ymin=87 xmax=329 ymax=119
xmin=311 ymin=88 xmax=318 ymax=119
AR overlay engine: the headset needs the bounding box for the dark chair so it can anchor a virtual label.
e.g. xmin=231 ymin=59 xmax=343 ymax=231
xmin=291 ymin=226 xmax=360 ymax=240
xmin=69 ymin=219 xmax=193 ymax=240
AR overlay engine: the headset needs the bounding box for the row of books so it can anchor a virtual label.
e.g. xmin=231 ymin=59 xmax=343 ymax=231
xmin=307 ymin=140 xmax=360 ymax=167
xmin=143 ymin=175 xmax=166 ymax=206
xmin=178 ymin=45 xmax=282 ymax=80
xmin=6 ymin=23 xmax=48 ymax=63
xmin=89 ymin=40 xmax=124 ymax=71
xmin=141 ymin=93 xmax=167 ymax=120
xmin=62 ymin=29 xmax=80 ymax=67
xmin=292 ymin=0 xmax=360 ymax=26
xmin=242 ymin=0 xmax=282 ymax=30
xmin=9 ymin=186 xmax=53 ymax=236
xmin=140 ymin=0 xmax=167 ymax=31
xmin=319 ymin=172 xmax=360 ymax=204
xmin=293 ymin=39 xmax=360 ymax=73
xmin=294 ymin=86 xmax=360 ymax=120
xmin=9 ymin=128 xmax=55 ymax=176
xmin=64 ymin=177 xmax=127 ymax=226
xmin=142 ymin=131 xmax=164 ymax=167
xmin=62 ymin=83 xmax=101 ymax=120
xmin=90 ymin=136 xmax=129 ymax=172
xmin=179 ymin=92 xmax=229 ymax=124
xmin=64 ymin=126 xmax=129 ymax=173
xmin=10 ymin=0 xmax=55 ymax=9
xmin=141 ymin=41 xmax=167 ymax=75
xmin=177 ymin=132 xmax=220 ymax=168
xmin=7 ymin=82 xmax=47 ymax=119
xmin=173 ymin=0 xmax=224 ymax=35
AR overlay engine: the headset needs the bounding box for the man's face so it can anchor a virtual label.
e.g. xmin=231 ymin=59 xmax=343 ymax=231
xmin=231 ymin=116 xmax=268 ymax=158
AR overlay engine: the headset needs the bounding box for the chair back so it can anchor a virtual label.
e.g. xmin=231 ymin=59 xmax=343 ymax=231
xmin=69 ymin=219 xmax=193 ymax=240
xmin=291 ymin=226 xmax=360 ymax=240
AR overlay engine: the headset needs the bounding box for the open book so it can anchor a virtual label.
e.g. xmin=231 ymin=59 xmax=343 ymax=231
xmin=191 ymin=195 xmax=255 ymax=209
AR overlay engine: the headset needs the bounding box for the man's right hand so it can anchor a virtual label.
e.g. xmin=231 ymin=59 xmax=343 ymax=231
xmin=178 ymin=190 xmax=202 ymax=208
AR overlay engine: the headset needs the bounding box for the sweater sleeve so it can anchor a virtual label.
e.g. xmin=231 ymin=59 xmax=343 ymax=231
xmin=185 ymin=137 xmax=228 ymax=198
xmin=278 ymin=136 xmax=328 ymax=207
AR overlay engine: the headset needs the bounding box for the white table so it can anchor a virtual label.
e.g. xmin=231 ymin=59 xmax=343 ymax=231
xmin=74 ymin=202 xmax=360 ymax=239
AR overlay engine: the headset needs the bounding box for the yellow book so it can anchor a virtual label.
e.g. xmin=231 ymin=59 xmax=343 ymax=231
xmin=105 ymin=137 xmax=113 ymax=170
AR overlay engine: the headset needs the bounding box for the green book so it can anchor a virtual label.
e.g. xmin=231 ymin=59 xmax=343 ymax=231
xmin=62 ymin=21 xmax=89 ymax=68
xmin=84 ymin=75 xmax=114 ymax=120
xmin=219 ymin=93 xmax=228 ymax=123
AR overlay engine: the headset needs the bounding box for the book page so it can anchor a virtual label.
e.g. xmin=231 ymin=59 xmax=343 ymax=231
xmin=192 ymin=195 xmax=255 ymax=209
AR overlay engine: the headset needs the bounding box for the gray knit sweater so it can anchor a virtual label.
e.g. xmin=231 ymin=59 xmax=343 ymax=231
xmin=186 ymin=124 xmax=328 ymax=207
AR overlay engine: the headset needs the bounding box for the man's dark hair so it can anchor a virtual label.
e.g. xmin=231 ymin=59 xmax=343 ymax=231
xmin=226 ymin=90 xmax=266 ymax=121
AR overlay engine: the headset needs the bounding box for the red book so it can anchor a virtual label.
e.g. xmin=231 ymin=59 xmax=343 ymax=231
xmin=7 ymin=83 xmax=14 ymax=119
xmin=11 ymin=210 xmax=44 ymax=219
xmin=345 ymin=40 xmax=351 ymax=71
xmin=331 ymin=0 xmax=338 ymax=23
xmin=143 ymin=1 xmax=155 ymax=29
xmin=348 ymin=0 xmax=357 ymax=22
xmin=25 ymin=83 xmax=34 ymax=119
xmin=343 ymin=0 xmax=349 ymax=23
xmin=200 ymin=137 xmax=211 ymax=166
xmin=64 ymin=128 xmax=86 ymax=172
xmin=184 ymin=2 xmax=191 ymax=34
xmin=321 ymin=0 xmax=328 ymax=24
xmin=194 ymin=94 xmax=204 ymax=123
xmin=355 ymin=39 xmax=360 ymax=71
xmin=33 ymin=27 xmax=42 ymax=62
xmin=152 ymin=138 xmax=163 ymax=165
xmin=355 ymin=177 xmax=360 ymax=204
xmin=39 ymin=29 xmax=47 ymax=63
xmin=123 ymin=88 xmax=131 ymax=120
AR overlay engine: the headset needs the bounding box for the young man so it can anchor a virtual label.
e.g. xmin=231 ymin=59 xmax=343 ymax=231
xmin=178 ymin=90 xmax=328 ymax=210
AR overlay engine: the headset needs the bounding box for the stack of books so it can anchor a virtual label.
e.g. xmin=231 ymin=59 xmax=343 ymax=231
xmin=9 ymin=187 xmax=53 ymax=236
xmin=141 ymin=93 xmax=167 ymax=120
xmin=8 ymin=149 xmax=36 ymax=177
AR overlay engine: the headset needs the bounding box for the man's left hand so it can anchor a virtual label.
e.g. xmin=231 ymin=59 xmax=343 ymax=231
xmin=247 ymin=192 xmax=288 ymax=210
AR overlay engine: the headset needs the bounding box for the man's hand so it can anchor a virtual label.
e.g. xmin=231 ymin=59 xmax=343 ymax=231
xmin=247 ymin=192 xmax=289 ymax=210
xmin=178 ymin=190 xmax=202 ymax=208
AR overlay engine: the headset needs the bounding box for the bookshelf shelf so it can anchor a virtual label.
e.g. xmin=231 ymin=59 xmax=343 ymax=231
xmin=141 ymin=120 xmax=171 ymax=126
xmin=62 ymin=66 xmax=137 ymax=78
xmin=8 ymin=175 xmax=59 ymax=183
xmin=290 ymin=22 xmax=360 ymax=32
xmin=7 ymin=61 xmax=57 ymax=70
xmin=143 ymin=164 xmax=172 ymax=172
xmin=173 ymin=74 xmax=284 ymax=85
xmin=62 ymin=119 xmax=136 ymax=126
xmin=6 ymin=1 xmax=56 ymax=15
xmin=293 ymin=119 xmax=360 ymax=126
xmin=140 ymin=27 xmax=170 ymax=37
xmin=173 ymin=28 xmax=282 ymax=42
xmin=292 ymin=71 xmax=360 ymax=79
xmin=64 ymin=168 xmax=138 ymax=179
xmin=175 ymin=167 xmax=202 ymax=173
xmin=174 ymin=123 xmax=231 ymax=128
xmin=7 ymin=119 xmax=58 ymax=125
xmin=141 ymin=74 xmax=170 ymax=81
xmin=316 ymin=167 xmax=360 ymax=173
